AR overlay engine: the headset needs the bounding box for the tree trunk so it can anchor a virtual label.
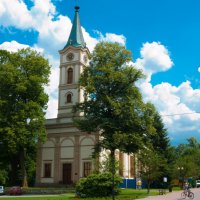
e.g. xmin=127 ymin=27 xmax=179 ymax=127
xmin=20 ymin=148 xmax=28 ymax=188
xmin=147 ymin=180 xmax=150 ymax=194
xmin=10 ymin=157 xmax=20 ymax=186
xmin=111 ymin=149 xmax=116 ymax=200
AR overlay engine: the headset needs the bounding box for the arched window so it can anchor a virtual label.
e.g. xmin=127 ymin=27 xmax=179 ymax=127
xmin=66 ymin=93 xmax=72 ymax=103
xmin=67 ymin=68 xmax=73 ymax=84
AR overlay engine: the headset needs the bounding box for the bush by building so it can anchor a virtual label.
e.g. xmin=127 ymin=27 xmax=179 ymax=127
xmin=75 ymin=173 xmax=122 ymax=198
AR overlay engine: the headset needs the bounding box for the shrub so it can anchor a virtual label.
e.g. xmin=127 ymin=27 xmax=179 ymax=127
xmin=75 ymin=172 xmax=122 ymax=198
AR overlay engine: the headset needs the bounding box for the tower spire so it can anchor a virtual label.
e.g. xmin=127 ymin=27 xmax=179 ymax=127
xmin=64 ymin=5 xmax=86 ymax=49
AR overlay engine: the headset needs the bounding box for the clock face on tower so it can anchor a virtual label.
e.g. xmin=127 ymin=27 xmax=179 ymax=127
xmin=66 ymin=52 xmax=74 ymax=61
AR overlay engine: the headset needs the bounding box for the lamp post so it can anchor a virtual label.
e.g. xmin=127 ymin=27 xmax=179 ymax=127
xmin=178 ymin=167 xmax=184 ymax=188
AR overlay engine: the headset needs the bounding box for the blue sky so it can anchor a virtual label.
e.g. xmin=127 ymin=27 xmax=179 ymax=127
xmin=0 ymin=0 xmax=200 ymax=145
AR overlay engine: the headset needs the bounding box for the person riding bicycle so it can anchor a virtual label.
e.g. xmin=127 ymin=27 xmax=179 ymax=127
xmin=181 ymin=182 xmax=194 ymax=199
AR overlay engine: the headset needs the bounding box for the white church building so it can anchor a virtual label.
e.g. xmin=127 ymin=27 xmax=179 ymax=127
xmin=36 ymin=5 xmax=138 ymax=186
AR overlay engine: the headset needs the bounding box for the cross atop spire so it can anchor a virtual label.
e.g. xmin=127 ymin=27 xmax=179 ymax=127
xmin=63 ymin=5 xmax=86 ymax=49
xmin=75 ymin=0 xmax=79 ymax=6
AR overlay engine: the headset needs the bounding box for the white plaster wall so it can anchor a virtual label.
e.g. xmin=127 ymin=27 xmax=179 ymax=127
xmin=60 ymin=67 xmax=65 ymax=84
xmin=42 ymin=140 xmax=55 ymax=148
xmin=42 ymin=148 xmax=54 ymax=160
xmin=80 ymin=136 xmax=95 ymax=145
xmin=47 ymin=127 xmax=79 ymax=134
xmin=61 ymin=147 xmax=74 ymax=158
xmin=42 ymin=140 xmax=55 ymax=162
xmin=74 ymin=64 xmax=79 ymax=83
xmin=60 ymin=55 xmax=63 ymax=64
xmin=60 ymin=139 xmax=74 ymax=158
xmin=61 ymin=138 xmax=74 ymax=146
xmin=41 ymin=178 xmax=54 ymax=183
xmin=80 ymin=146 xmax=93 ymax=158
xmin=58 ymin=108 xmax=73 ymax=114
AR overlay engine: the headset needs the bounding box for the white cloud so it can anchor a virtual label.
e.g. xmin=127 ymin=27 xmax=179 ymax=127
xmin=46 ymin=98 xmax=58 ymax=118
xmin=0 ymin=41 xmax=29 ymax=52
xmin=103 ymin=33 xmax=126 ymax=45
xmin=31 ymin=0 xmax=56 ymax=16
xmin=0 ymin=40 xmax=43 ymax=53
xmin=198 ymin=67 xmax=200 ymax=72
xmin=43 ymin=64 xmax=59 ymax=119
xmin=135 ymin=42 xmax=173 ymax=81
xmin=94 ymin=30 xmax=126 ymax=46
xmin=0 ymin=0 xmax=33 ymax=29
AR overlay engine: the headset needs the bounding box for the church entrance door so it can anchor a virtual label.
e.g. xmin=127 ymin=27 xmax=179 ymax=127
xmin=63 ymin=163 xmax=72 ymax=184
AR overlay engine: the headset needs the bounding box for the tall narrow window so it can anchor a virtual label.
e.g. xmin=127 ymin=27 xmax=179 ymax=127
xmin=67 ymin=68 xmax=73 ymax=84
xmin=67 ymin=93 xmax=72 ymax=103
xmin=44 ymin=163 xmax=51 ymax=178
xmin=83 ymin=162 xmax=91 ymax=177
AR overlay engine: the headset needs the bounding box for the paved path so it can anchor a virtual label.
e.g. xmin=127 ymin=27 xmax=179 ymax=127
xmin=139 ymin=188 xmax=200 ymax=200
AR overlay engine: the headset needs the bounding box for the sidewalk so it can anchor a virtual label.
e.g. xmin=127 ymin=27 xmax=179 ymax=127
xmin=138 ymin=190 xmax=182 ymax=200
xmin=138 ymin=188 xmax=200 ymax=200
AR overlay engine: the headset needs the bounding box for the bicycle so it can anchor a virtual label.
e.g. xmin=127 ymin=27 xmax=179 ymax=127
xmin=181 ymin=188 xmax=194 ymax=199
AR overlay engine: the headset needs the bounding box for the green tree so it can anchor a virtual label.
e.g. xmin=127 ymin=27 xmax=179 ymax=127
xmin=145 ymin=103 xmax=172 ymax=187
xmin=173 ymin=137 xmax=200 ymax=186
xmin=73 ymin=42 xmax=156 ymax=199
xmin=146 ymin=103 xmax=170 ymax=155
xmin=0 ymin=48 xmax=50 ymax=187
xmin=138 ymin=147 xmax=166 ymax=193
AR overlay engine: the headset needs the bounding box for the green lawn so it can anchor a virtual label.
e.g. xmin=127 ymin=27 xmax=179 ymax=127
xmin=0 ymin=189 xmax=161 ymax=200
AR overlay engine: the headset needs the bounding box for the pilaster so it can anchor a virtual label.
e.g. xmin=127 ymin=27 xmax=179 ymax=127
xmin=74 ymin=135 xmax=80 ymax=182
xmin=54 ymin=137 xmax=61 ymax=183
xmin=35 ymin=142 xmax=42 ymax=185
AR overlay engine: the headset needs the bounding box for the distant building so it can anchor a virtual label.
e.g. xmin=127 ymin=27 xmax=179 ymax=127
xmin=36 ymin=5 xmax=139 ymax=186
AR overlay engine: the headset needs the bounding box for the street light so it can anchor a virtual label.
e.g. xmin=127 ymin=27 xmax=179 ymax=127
xmin=178 ymin=166 xmax=184 ymax=188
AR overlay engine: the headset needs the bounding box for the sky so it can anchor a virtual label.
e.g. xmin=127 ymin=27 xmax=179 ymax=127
xmin=0 ymin=0 xmax=200 ymax=146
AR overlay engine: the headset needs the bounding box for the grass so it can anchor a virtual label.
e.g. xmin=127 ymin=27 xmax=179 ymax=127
xmin=0 ymin=189 xmax=162 ymax=200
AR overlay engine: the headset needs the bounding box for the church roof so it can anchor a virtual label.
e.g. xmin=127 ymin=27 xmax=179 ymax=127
xmin=63 ymin=6 xmax=86 ymax=49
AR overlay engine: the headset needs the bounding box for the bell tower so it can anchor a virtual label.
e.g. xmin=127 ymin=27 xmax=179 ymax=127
xmin=57 ymin=6 xmax=90 ymax=119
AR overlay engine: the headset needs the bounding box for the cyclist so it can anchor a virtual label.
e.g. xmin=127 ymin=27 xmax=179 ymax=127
xmin=181 ymin=182 xmax=194 ymax=199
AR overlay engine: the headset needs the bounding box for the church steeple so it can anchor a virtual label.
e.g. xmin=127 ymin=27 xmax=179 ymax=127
xmin=64 ymin=6 xmax=86 ymax=49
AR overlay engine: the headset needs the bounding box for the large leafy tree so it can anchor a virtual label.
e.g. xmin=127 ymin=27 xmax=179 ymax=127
xmin=145 ymin=103 xmax=173 ymax=187
xmin=73 ymin=42 xmax=156 ymax=199
xmin=0 ymin=49 xmax=50 ymax=186
xmin=146 ymin=103 xmax=170 ymax=155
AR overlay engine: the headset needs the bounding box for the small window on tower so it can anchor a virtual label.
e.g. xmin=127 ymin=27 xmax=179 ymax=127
xmin=67 ymin=68 xmax=73 ymax=84
xmin=66 ymin=93 xmax=72 ymax=103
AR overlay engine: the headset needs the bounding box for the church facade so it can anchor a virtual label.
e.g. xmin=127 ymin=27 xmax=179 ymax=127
xmin=36 ymin=6 xmax=138 ymax=186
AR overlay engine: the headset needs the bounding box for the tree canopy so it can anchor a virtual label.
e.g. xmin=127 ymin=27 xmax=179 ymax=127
xmin=74 ymin=42 xmax=157 ymax=154
xmin=0 ymin=48 xmax=51 ymax=186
